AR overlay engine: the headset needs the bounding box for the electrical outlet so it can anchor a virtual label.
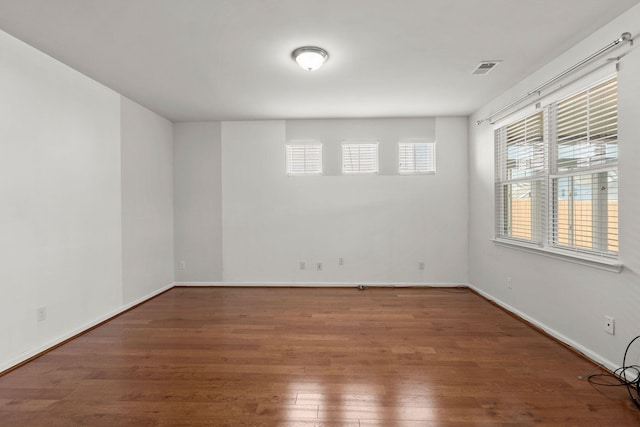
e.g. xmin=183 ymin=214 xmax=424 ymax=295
xmin=37 ymin=306 xmax=46 ymax=322
xmin=178 ymin=260 xmax=186 ymax=270
xmin=299 ymin=261 xmax=306 ymax=270
xmin=338 ymin=257 xmax=344 ymax=266
xmin=418 ymin=261 xmax=425 ymax=271
xmin=604 ymin=316 xmax=615 ymax=335
xmin=316 ymin=262 xmax=323 ymax=271
xmin=507 ymin=277 xmax=513 ymax=290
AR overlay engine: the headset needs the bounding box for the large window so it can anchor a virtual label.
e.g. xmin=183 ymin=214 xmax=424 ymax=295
xmin=495 ymin=76 xmax=618 ymax=259
xmin=495 ymin=112 xmax=545 ymax=242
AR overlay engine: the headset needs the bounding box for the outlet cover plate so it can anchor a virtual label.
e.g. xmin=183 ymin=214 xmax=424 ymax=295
xmin=37 ymin=307 xmax=47 ymax=322
xmin=604 ymin=315 xmax=615 ymax=335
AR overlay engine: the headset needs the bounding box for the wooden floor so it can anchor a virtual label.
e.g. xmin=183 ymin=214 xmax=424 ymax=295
xmin=0 ymin=287 xmax=638 ymax=426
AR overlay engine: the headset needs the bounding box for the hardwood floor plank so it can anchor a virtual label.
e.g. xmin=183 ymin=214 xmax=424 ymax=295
xmin=0 ymin=287 xmax=638 ymax=426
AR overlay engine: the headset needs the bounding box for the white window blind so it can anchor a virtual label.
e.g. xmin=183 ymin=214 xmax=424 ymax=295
xmin=342 ymin=141 xmax=378 ymax=174
xmin=399 ymin=140 xmax=436 ymax=174
xmin=495 ymin=111 xmax=546 ymax=243
xmin=286 ymin=142 xmax=322 ymax=175
xmin=495 ymin=76 xmax=618 ymax=260
xmin=555 ymin=78 xmax=618 ymax=173
xmin=551 ymin=77 xmax=618 ymax=256
xmin=551 ymin=172 xmax=618 ymax=255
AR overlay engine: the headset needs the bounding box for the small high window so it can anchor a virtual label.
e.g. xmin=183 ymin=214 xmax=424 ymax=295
xmin=286 ymin=142 xmax=322 ymax=175
xmin=342 ymin=141 xmax=379 ymax=174
xmin=398 ymin=140 xmax=436 ymax=174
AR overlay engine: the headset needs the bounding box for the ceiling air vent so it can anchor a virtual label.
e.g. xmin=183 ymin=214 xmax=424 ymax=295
xmin=472 ymin=61 xmax=501 ymax=75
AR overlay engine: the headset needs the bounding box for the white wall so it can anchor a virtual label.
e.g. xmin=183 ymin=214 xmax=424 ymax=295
xmin=220 ymin=118 xmax=468 ymax=285
xmin=0 ymin=30 xmax=123 ymax=369
xmin=121 ymin=97 xmax=174 ymax=303
xmin=0 ymin=29 xmax=176 ymax=371
xmin=173 ymin=122 xmax=223 ymax=282
xmin=468 ymin=4 xmax=640 ymax=370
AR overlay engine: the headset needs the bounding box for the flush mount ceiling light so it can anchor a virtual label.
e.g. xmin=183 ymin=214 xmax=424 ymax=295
xmin=292 ymin=46 xmax=329 ymax=71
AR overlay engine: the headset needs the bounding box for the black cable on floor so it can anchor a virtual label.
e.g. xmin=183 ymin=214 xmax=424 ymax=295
xmin=587 ymin=335 xmax=640 ymax=410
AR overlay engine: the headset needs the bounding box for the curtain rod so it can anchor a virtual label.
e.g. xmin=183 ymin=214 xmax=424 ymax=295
xmin=476 ymin=32 xmax=633 ymax=126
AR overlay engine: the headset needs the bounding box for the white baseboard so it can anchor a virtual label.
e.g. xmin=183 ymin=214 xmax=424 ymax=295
xmin=0 ymin=283 xmax=174 ymax=374
xmin=467 ymin=284 xmax=619 ymax=373
xmin=174 ymin=281 xmax=469 ymax=288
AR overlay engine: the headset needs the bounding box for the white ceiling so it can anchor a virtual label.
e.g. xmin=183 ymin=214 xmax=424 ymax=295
xmin=0 ymin=0 xmax=638 ymax=122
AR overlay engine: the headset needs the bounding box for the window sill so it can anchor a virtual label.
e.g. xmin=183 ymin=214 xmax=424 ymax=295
xmin=491 ymin=238 xmax=623 ymax=273
xmin=399 ymin=171 xmax=436 ymax=175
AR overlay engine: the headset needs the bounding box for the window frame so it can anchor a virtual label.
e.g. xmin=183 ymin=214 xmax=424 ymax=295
xmin=493 ymin=75 xmax=621 ymax=271
xmin=341 ymin=140 xmax=379 ymax=175
xmin=285 ymin=141 xmax=323 ymax=176
xmin=549 ymin=78 xmax=618 ymax=257
xmin=494 ymin=111 xmax=547 ymax=245
xmin=398 ymin=139 xmax=436 ymax=175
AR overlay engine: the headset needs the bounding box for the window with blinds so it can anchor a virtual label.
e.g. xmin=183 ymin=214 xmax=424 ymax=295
xmin=495 ymin=112 xmax=545 ymax=243
xmin=551 ymin=77 xmax=618 ymax=256
xmin=342 ymin=141 xmax=379 ymax=174
xmin=399 ymin=140 xmax=436 ymax=174
xmin=286 ymin=142 xmax=322 ymax=175
xmin=494 ymin=76 xmax=618 ymax=260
